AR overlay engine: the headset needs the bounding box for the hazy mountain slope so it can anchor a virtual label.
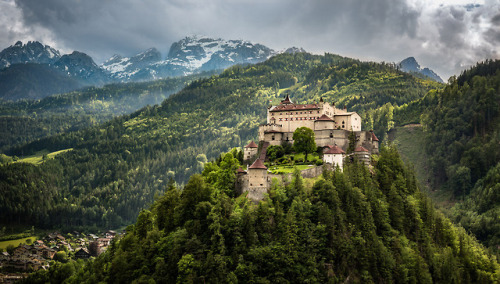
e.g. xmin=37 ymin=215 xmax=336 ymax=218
xmin=0 ymin=52 xmax=441 ymax=229
xmin=0 ymin=63 xmax=83 ymax=101
xmin=0 ymin=73 xmax=212 ymax=153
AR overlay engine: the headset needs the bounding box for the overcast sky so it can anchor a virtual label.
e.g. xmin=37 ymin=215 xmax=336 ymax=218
xmin=0 ymin=0 xmax=499 ymax=80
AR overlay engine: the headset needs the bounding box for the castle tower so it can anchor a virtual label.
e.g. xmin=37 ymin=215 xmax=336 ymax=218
xmin=354 ymin=146 xmax=370 ymax=166
xmin=370 ymin=130 xmax=379 ymax=154
xmin=323 ymin=145 xmax=345 ymax=170
xmin=244 ymin=141 xmax=258 ymax=161
xmin=246 ymin=159 xmax=268 ymax=201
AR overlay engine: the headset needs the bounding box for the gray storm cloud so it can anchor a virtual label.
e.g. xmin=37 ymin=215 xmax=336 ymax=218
xmin=1 ymin=0 xmax=499 ymax=79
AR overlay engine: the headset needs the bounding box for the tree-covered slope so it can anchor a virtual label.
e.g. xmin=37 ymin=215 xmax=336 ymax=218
xmin=0 ymin=73 xmax=212 ymax=153
xmin=24 ymin=147 xmax=500 ymax=283
xmin=0 ymin=63 xmax=83 ymax=101
xmin=382 ymin=60 xmax=500 ymax=251
xmin=0 ymin=52 xmax=441 ymax=230
xmin=421 ymin=61 xmax=500 ymax=251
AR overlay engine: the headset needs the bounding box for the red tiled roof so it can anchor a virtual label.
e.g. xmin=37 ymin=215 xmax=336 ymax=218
xmin=270 ymin=103 xmax=320 ymax=112
xmin=237 ymin=167 xmax=246 ymax=173
xmin=264 ymin=130 xmax=282 ymax=133
xmin=281 ymin=94 xmax=293 ymax=104
xmin=371 ymin=132 xmax=379 ymax=142
xmin=354 ymin=146 xmax=369 ymax=152
xmin=324 ymin=145 xmax=345 ymax=154
xmin=245 ymin=141 xmax=258 ymax=148
xmin=316 ymin=114 xmax=333 ymax=121
xmin=248 ymin=159 xmax=267 ymax=169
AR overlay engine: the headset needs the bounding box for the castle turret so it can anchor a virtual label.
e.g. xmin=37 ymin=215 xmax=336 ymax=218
xmin=246 ymin=159 xmax=268 ymax=201
xmin=323 ymin=145 xmax=345 ymax=170
xmin=354 ymin=146 xmax=370 ymax=166
xmin=244 ymin=141 xmax=258 ymax=161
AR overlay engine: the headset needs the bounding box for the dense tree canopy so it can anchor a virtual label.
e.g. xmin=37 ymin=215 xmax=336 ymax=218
xmin=23 ymin=146 xmax=500 ymax=283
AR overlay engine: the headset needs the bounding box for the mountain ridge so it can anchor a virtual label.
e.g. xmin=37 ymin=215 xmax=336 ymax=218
xmin=398 ymin=56 xmax=444 ymax=83
xmin=0 ymin=37 xmax=293 ymax=100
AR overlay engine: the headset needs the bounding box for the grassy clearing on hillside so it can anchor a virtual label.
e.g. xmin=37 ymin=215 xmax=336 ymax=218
xmin=268 ymin=164 xmax=315 ymax=174
xmin=15 ymin=148 xmax=73 ymax=165
xmin=389 ymin=126 xmax=454 ymax=209
xmin=0 ymin=236 xmax=37 ymax=250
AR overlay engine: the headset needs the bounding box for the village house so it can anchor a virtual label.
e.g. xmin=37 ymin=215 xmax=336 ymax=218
xmin=75 ymin=248 xmax=91 ymax=259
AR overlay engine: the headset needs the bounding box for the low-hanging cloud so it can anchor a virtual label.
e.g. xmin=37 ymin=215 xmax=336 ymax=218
xmin=1 ymin=0 xmax=498 ymax=79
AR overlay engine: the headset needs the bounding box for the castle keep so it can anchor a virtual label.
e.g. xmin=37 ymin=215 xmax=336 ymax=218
xmin=238 ymin=95 xmax=379 ymax=201
xmin=258 ymin=95 xmax=378 ymax=152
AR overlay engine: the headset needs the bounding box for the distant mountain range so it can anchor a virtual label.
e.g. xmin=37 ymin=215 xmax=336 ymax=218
xmin=398 ymin=57 xmax=444 ymax=83
xmin=0 ymin=36 xmax=290 ymax=101
xmin=102 ymin=36 xmax=278 ymax=82
xmin=0 ymin=37 xmax=444 ymax=101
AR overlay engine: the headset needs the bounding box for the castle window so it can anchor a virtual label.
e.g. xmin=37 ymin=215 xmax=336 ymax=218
xmin=285 ymin=118 xmax=288 ymax=121
xmin=260 ymin=184 xmax=263 ymax=186
xmin=272 ymin=135 xmax=275 ymax=140
xmin=279 ymin=118 xmax=282 ymax=121
xmin=317 ymin=111 xmax=320 ymax=113
xmin=330 ymin=133 xmax=333 ymax=138
xmin=280 ymin=113 xmax=282 ymax=115
xmin=291 ymin=118 xmax=293 ymax=121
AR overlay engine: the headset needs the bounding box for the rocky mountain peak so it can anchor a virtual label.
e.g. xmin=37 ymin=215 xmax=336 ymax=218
xmin=0 ymin=41 xmax=61 ymax=69
xmin=398 ymin=57 xmax=443 ymax=83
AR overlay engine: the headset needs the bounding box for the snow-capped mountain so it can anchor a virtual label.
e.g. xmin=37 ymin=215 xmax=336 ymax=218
xmin=0 ymin=41 xmax=61 ymax=69
xmin=102 ymin=48 xmax=162 ymax=81
xmin=0 ymin=36 xmax=306 ymax=100
xmin=165 ymin=36 xmax=275 ymax=71
xmin=54 ymin=51 xmax=108 ymax=84
xmin=398 ymin=57 xmax=443 ymax=83
xmin=102 ymin=36 xmax=280 ymax=81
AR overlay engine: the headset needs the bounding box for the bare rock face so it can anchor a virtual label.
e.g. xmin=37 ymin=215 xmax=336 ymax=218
xmin=398 ymin=57 xmax=443 ymax=83
xmin=0 ymin=41 xmax=61 ymax=69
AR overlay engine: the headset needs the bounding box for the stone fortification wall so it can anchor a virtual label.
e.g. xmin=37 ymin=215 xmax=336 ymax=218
xmin=236 ymin=165 xmax=334 ymax=201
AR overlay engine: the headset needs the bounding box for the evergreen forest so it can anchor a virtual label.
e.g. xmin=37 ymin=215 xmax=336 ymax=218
xmin=23 ymin=147 xmax=500 ymax=283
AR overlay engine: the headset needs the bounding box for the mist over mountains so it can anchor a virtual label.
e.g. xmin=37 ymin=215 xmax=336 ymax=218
xmin=0 ymin=36 xmax=443 ymax=101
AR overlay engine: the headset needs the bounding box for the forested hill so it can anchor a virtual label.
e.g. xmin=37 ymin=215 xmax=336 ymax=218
xmin=24 ymin=147 xmax=500 ymax=283
xmin=420 ymin=60 xmax=500 ymax=251
xmin=0 ymin=72 xmax=214 ymax=153
xmin=0 ymin=52 xmax=441 ymax=230
xmin=377 ymin=60 xmax=500 ymax=252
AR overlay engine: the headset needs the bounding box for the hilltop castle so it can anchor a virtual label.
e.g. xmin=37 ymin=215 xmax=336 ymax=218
xmin=238 ymin=95 xmax=379 ymax=200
